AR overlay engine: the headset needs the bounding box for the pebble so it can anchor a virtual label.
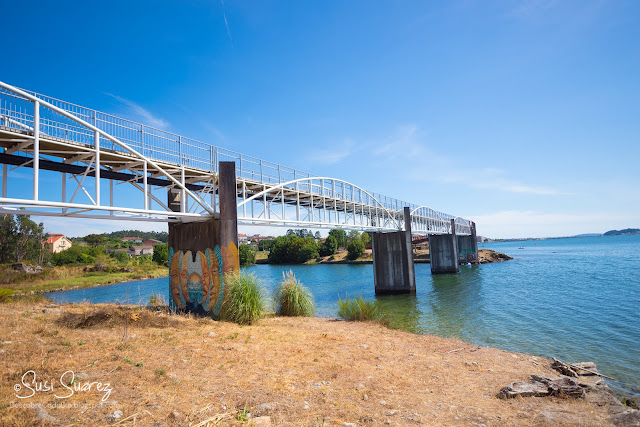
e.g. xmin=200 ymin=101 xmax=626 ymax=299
xmin=362 ymin=394 xmax=368 ymax=401
xmin=257 ymin=402 xmax=278 ymax=411
xmin=360 ymin=344 xmax=368 ymax=349
xmin=43 ymin=307 xmax=62 ymax=315
xmin=168 ymin=411 xmax=184 ymax=422
xmin=343 ymin=423 xmax=357 ymax=427
xmin=208 ymin=332 xmax=217 ymax=336
xmin=107 ymin=409 xmax=123 ymax=422
xmin=385 ymin=410 xmax=400 ymax=416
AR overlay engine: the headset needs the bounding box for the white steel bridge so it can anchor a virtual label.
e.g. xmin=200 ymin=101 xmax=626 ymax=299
xmin=0 ymin=81 xmax=471 ymax=236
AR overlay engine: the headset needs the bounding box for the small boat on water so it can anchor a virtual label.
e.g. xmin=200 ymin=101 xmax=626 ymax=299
xmin=517 ymin=247 xmax=525 ymax=249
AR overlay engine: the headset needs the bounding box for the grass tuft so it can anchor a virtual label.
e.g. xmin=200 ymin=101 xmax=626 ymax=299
xmin=337 ymin=296 xmax=388 ymax=324
xmin=148 ymin=293 xmax=166 ymax=306
xmin=220 ymin=271 xmax=265 ymax=325
xmin=274 ymin=270 xmax=315 ymax=317
xmin=0 ymin=288 xmax=15 ymax=303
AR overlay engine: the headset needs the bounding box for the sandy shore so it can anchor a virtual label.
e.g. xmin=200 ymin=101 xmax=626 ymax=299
xmin=0 ymin=302 xmax=636 ymax=426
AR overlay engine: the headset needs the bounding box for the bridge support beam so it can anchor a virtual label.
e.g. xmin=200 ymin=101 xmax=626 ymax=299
xmin=372 ymin=206 xmax=416 ymax=295
xmin=167 ymin=161 xmax=239 ymax=317
xmin=429 ymin=219 xmax=459 ymax=274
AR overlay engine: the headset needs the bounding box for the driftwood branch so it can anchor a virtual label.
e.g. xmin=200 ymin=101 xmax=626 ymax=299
xmin=552 ymin=358 xmax=615 ymax=380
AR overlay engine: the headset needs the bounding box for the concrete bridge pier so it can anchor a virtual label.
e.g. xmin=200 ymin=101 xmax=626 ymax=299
xmin=372 ymin=206 xmax=416 ymax=295
xmin=456 ymin=221 xmax=478 ymax=264
xmin=167 ymin=161 xmax=239 ymax=316
xmin=429 ymin=219 xmax=459 ymax=274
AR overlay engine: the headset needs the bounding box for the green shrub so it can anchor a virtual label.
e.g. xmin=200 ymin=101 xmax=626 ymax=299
xmin=238 ymin=244 xmax=256 ymax=266
xmin=274 ymin=270 xmax=315 ymax=317
xmin=0 ymin=288 xmax=15 ymax=303
xmin=319 ymin=235 xmax=338 ymax=256
xmin=221 ymin=271 xmax=265 ymax=325
xmin=346 ymin=239 xmax=365 ymax=260
xmin=153 ymin=243 xmax=169 ymax=266
xmin=337 ymin=296 xmax=386 ymax=323
xmin=268 ymin=235 xmax=318 ymax=264
xmin=111 ymin=251 xmax=130 ymax=263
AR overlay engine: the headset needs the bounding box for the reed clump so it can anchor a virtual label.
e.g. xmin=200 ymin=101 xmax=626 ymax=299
xmin=148 ymin=292 xmax=166 ymax=306
xmin=274 ymin=270 xmax=315 ymax=317
xmin=337 ymin=296 xmax=387 ymax=324
xmin=221 ymin=271 xmax=265 ymax=325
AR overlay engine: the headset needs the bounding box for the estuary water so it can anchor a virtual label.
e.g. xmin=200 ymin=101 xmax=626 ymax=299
xmin=48 ymin=234 xmax=640 ymax=397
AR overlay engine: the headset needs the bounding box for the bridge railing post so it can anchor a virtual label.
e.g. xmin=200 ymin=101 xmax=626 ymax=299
xmin=33 ymin=100 xmax=39 ymax=201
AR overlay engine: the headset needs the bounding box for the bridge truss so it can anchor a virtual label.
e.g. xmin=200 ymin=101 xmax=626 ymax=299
xmin=0 ymin=81 xmax=471 ymax=235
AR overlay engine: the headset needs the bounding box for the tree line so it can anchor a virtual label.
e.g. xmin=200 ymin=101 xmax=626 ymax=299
xmin=243 ymin=228 xmax=371 ymax=265
xmin=0 ymin=214 xmax=169 ymax=268
xmin=0 ymin=214 xmax=47 ymax=264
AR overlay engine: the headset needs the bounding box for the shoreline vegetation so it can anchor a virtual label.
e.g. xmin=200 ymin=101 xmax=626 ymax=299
xmin=0 ymin=249 xmax=511 ymax=296
xmin=0 ymin=249 xmax=512 ymax=296
xmin=1 ymin=300 xmax=636 ymax=426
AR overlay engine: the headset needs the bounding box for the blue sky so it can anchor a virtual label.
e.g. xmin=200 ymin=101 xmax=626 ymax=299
xmin=2 ymin=0 xmax=639 ymax=238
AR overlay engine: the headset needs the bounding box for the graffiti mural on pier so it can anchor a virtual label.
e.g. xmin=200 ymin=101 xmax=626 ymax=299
xmin=168 ymin=242 xmax=239 ymax=317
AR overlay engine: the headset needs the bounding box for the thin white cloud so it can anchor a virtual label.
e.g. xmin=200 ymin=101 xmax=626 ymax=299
xmin=374 ymin=124 xmax=428 ymax=159
xmin=105 ymin=93 xmax=169 ymax=129
xmin=220 ymin=0 xmax=233 ymax=45
xmin=311 ymin=139 xmax=356 ymax=164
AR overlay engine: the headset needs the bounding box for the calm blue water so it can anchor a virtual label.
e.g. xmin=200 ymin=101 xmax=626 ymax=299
xmin=49 ymin=235 xmax=640 ymax=397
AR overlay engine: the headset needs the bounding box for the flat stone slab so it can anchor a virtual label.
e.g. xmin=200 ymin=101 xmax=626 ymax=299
xmin=498 ymin=375 xmax=587 ymax=399
xmin=497 ymin=381 xmax=550 ymax=398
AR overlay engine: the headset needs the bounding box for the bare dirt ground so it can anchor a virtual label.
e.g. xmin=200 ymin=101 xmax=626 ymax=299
xmin=0 ymin=302 xmax=635 ymax=426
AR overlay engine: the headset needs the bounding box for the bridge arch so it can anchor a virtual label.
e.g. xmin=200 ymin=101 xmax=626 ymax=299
xmin=237 ymin=176 xmax=401 ymax=230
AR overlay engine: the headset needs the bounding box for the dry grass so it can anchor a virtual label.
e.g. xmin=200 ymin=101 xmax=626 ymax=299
xmin=0 ymin=301 xmax=622 ymax=426
xmin=0 ymin=264 xmax=168 ymax=294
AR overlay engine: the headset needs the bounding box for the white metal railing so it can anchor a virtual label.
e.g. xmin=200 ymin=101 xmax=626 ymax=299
xmin=0 ymin=82 xmax=472 ymax=234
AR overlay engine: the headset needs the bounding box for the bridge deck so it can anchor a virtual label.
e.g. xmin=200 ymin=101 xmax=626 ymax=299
xmin=0 ymin=82 xmax=471 ymax=235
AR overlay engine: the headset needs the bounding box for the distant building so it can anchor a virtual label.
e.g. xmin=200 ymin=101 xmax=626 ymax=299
xmin=142 ymin=239 xmax=162 ymax=246
xmin=129 ymin=245 xmax=154 ymax=256
xmin=122 ymin=237 xmax=143 ymax=243
xmin=238 ymin=233 xmax=248 ymax=244
xmin=42 ymin=234 xmax=72 ymax=253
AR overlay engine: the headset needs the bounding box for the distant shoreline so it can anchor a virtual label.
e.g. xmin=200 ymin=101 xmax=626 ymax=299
xmin=256 ymin=249 xmax=512 ymax=266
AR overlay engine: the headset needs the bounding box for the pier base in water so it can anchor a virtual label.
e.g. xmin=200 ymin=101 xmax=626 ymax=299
xmin=429 ymin=220 xmax=459 ymax=274
xmin=372 ymin=207 xmax=416 ymax=295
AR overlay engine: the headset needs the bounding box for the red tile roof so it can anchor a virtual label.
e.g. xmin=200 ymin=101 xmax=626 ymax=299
xmin=43 ymin=234 xmax=65 ymax=244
